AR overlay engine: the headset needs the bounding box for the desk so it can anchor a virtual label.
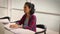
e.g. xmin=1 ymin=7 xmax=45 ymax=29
xmin=4 ymin=23 xmax=35 ymax=34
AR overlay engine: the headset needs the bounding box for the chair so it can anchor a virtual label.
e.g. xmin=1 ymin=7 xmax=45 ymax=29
xmin=35 ymin=24 xmax=47 ymax=34
xmin=0 ymin=16 xmax=10 ymax=21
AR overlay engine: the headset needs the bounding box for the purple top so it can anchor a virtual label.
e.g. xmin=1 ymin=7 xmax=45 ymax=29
xmin=17 ymin=14 xmax=36 ymax=32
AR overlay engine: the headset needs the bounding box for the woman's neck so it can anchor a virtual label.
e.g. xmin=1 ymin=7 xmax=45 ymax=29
xmin=26 ymin=14 xmax=30 ymax=19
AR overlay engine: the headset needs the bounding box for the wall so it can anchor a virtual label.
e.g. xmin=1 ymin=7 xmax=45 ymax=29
xmin=0 ymin=0 xmax=8 ymax=17
xmin=31 ymin=0 xmax=60 ymax=14
xmin=31 ymin=0 xmax=60 ymax=32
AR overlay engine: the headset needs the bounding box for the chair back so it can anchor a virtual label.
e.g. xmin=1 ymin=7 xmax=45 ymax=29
xmin=0 ymin=16 xmax=10 ymax=21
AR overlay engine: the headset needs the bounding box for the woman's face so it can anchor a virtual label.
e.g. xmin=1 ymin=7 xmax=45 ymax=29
xmin=24 ymin=5 xmax=31 ymax=14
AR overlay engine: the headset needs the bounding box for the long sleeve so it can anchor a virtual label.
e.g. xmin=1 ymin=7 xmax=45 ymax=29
xmin=17 ymin=15 xmax=25 ymax=25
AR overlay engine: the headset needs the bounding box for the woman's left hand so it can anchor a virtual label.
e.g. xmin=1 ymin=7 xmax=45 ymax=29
xmin=19 ymin=24 xmax=23 ymax=28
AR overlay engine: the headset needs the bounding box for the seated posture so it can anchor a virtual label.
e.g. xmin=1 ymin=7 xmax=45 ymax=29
xmin=10 ymin=2 xmax=36 ymax=32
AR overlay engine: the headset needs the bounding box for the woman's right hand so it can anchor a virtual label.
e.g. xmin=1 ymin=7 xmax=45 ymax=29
xmin=10 ymin=24 xmax=19 ymax=29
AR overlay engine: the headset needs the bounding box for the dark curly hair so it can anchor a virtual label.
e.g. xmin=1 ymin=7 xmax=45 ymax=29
xmin=25 ymin=2 xmax=35 ymax=15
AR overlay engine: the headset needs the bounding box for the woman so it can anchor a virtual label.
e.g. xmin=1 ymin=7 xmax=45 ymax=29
xmin=10 ymin=2 xmax=36 ymax=32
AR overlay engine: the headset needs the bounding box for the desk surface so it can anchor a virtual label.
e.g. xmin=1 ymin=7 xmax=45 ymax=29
xmin=4 ymin=23 xmax=35 ymax=34
xmin=4 ymin=23 xmax=45 ymax=34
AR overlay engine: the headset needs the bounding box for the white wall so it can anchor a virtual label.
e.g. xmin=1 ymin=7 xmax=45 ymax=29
xmin=35 ymin=13 xmax=60 ymax=32
xmin=31 ymin=0 xmax=60 ymax=32
xmin=0 ymin=0 xmax=8 ymax=17
xmin=31 ymin=0 xmax=60 ymax=14
xmin=9 ymin=0 xmax=26 ymax=21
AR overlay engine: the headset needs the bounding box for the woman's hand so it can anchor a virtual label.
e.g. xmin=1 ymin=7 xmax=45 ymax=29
xmin=19 ymin=24 xmax=23 ymax=28
xmin=10 ymin=24 xmax=19 ymax=29
xmin=10 ymin=24 xmax=23 ymax=29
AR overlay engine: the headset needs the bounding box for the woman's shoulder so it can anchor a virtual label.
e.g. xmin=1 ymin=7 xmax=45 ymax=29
xmin=32 ymin=14 xmax=36 ymax=17
xmin=31 ymin=14 xmax=36 ymax=19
